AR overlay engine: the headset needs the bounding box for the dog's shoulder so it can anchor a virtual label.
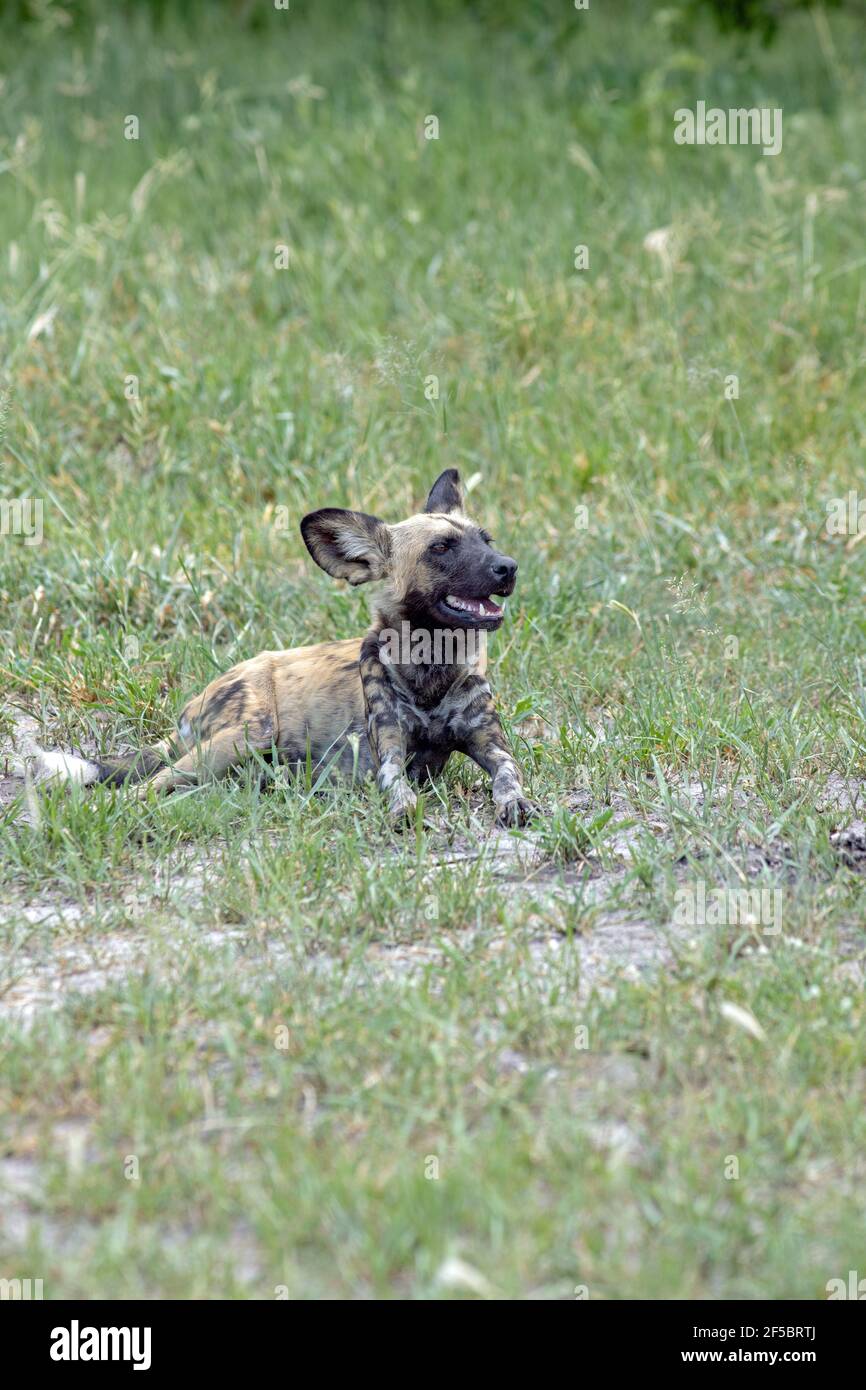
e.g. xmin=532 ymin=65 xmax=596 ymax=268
xmin=265 ymin=638 xmax=364 ymax=699
xmin=265 ymin=636 xmax=363 ymax=671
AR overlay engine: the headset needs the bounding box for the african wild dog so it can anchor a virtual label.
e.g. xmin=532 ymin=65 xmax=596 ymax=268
xmin=31 ymin=470 xmax=534 ymax=825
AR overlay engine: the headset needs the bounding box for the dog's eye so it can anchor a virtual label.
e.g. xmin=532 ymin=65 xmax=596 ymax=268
xmin=481 ymin=532 xmax=494 ymax=546
xmin=429 ymin=542 xmax=449 ymax=556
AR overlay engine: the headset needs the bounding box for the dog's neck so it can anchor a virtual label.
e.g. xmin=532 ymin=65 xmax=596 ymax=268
xmin=367 ymin=613 xmax=486 ymax=709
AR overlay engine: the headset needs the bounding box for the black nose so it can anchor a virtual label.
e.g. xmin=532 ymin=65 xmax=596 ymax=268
xmin=492 ymin=557 xmax=518 ymax=587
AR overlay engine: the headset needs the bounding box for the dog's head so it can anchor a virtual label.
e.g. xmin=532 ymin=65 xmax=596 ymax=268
xmin=300 ymin=469 xmax=517 ymax=630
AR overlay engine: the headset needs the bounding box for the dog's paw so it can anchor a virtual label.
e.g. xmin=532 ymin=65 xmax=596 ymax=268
xmin=494 ymin=795 xmax=537 ymax=828
xmin=388 ymin=785 xmax=419 ymax=826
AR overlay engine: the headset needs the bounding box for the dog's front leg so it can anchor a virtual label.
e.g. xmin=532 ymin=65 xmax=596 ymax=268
xmin=360 ymin=638 xmax=417 ymax=823
xmin=460 ymin=702 xmax=535 ymax=827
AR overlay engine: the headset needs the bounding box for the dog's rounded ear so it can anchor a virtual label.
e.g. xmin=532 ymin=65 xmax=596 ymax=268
xmin=300 ymin=508 xmax=391 ymax=585
xmin=423 ymin=468 xmax=463 ymax=516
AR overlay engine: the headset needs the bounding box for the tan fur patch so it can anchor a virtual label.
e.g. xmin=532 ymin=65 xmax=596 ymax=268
xmin=382 ymin=512 xmax=469 ymax=603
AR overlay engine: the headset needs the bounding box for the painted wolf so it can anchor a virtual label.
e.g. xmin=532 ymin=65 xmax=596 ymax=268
xmin=30 ymin=469 xmax=534 ymax=826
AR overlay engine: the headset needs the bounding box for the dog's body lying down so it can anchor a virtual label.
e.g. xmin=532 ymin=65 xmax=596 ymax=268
xmin=33 ymin=469 xmax=534 ymax=826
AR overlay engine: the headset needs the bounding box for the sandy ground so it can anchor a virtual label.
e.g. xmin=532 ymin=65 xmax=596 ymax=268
xmin=2 ymin=707 xmax=865 ymax=1289
xmin=2 ymin=707 xmax=865 ymax=1026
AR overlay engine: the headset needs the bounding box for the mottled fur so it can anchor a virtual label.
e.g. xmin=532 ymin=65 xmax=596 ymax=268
xmin=35 ymin=470 xmax=533 ymax=826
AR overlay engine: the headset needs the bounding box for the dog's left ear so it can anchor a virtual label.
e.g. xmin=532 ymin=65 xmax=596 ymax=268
xmin=300 ymin=508 xmax=391 ymax=585
xmin=423 ymin=468 xmax=463 ymax=516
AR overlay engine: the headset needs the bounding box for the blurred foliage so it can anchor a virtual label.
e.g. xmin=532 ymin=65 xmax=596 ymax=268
xmin=0 ymin=0 xmax=852 ymax=43
xmin=690 ymin=0 xmax=845 ymax=43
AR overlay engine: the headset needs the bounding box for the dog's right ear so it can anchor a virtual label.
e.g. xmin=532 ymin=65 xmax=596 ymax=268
xmin=300 ymin=508 xmax=391 ymax=585
xmin=423 ymin=468 xmax=464 ymax=516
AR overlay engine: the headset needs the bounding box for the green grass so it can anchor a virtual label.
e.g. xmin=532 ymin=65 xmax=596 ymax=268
xmin=1 ymin=0 xmax=866 ymax=1299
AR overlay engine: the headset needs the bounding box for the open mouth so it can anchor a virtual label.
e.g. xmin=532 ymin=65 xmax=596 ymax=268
xmin=438 ymin=593 xmax=504 ymax=625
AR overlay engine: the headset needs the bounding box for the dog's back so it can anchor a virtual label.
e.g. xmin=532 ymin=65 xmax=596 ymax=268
xmin=177 ymin=637 xmax=368 ymax=774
